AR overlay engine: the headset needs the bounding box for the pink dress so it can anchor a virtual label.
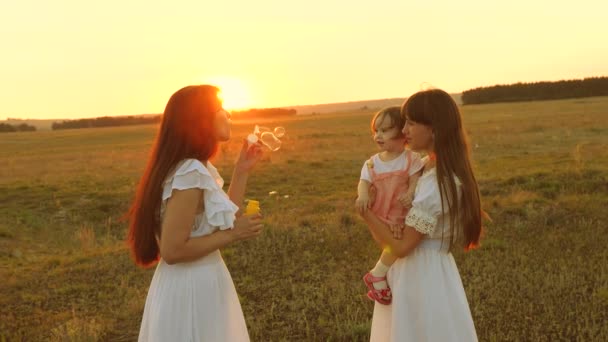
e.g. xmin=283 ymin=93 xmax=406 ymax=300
xmin=363 ymin=151 xmax=421 ymax=226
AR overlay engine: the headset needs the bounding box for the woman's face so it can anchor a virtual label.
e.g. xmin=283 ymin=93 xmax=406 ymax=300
xmin=402 ymin=117 xmax=433 ymax=152
xmin=214 ymin=108 xmax=232 ymax=142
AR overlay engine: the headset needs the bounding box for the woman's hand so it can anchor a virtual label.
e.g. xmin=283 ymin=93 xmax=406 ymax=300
xmin=389 ymin=223 xmax=405 ymax=240
xmin=235 ymin=139 xmax=264 ymax=174
xmin=230 ymin=213 xmax=264 ymax=242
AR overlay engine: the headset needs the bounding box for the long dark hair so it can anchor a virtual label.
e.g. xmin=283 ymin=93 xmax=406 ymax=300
xmin=127 ymin=85 xmax=221 ymax=267
xmin=401 ymin=89 xmax=483 ymax=251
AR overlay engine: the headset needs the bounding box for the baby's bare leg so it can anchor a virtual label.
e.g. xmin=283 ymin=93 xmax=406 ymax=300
xmin=380 ymin=248 xmax=397 ymax=268
xmin=369 ymin=248 xmax=397 ymax=290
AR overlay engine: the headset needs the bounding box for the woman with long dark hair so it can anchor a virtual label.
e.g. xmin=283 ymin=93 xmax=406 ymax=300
xmin=361 ymin=89 xmax=483 ymax=341
xmin=128 ymin=85 xmax=263 ymax=341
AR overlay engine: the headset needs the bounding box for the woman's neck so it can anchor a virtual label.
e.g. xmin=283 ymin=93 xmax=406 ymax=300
xmin=425 ymin=150 xmax=436 ymax=170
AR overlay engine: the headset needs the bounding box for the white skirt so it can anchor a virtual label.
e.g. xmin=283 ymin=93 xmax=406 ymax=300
xmin=370 ymin=239 xmax=477 ymax=342
xmin=138 ymin=250 xmax=250 ymax=342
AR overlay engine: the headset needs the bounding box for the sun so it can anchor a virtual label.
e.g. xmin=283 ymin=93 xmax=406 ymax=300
xmin=203 ymin=76 xmax=253 ymax=110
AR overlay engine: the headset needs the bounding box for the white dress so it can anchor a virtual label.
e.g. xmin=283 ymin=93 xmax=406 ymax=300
xmin=138 ymin=159 xmax=250 ymax=342
xmin=370 ymin=167 xmax=478 ymax=342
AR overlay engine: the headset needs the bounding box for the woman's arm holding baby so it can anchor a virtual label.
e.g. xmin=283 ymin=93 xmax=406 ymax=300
xmin=360 ymin=210 xmax=424 ymax=258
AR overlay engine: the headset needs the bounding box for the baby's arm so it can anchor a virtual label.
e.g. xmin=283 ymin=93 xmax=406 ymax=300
xmin=356 ymin=180 xmax=372 ymax=215
xmin=398 ymin=172 xmax=421 ymax=208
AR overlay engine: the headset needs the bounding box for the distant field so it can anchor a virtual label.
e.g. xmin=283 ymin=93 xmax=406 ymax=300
xmin=0 ymin=93 xmax=463 ymax=131
xmin=1 ymin=96 xmax=607 ymax=341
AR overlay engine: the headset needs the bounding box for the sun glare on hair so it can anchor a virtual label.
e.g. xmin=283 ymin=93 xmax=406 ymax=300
xmin=204 ymin=76 xmax=253 ymax=110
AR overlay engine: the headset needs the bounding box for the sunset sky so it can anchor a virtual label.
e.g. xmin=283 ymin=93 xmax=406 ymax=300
xmin=1 ymin=0 xmax=606 ymax=119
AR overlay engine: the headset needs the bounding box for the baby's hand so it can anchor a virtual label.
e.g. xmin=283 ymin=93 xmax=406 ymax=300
xmin=355 ymin=196 xmax=370 ymax=215
xmin=398 ymin=192 xmax=413 ymax=208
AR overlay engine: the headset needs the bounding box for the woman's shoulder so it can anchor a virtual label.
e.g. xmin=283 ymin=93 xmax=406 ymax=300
xmin=418 ymin=154 xmax=430 ymax=166
xmin=417 ymin=168 xmax=439 ymax=194
xmin=418 ymin=163 xmax=461 ymax=185
xmin=405 ymin=149 xmax=422 ymax=160
xmin=415 ymin=167 xmax=463 ymax=210
xmin=173 ymin=159 xmax=212 ymax=178
xmin=162 ymin=159 xmax=218 ymax=194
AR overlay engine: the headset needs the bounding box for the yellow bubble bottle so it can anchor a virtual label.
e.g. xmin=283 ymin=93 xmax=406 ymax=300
xmin=245 ymin=200 xmax=260 ymax=215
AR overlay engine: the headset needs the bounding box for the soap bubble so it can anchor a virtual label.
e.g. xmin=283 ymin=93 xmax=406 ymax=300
xmin=260 ymin=132 xmax=282 ymax=151
xmin=273 ymin=126 xmax=286 ymax=138
xmin=254 ymin=125 xmax=271 ymax=135
xmin=249 ymin=125 xmax=287 ymax=151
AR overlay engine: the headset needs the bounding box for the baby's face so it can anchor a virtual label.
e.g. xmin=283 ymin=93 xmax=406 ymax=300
xmin=373 ymin=115 xmax=405 ymax=152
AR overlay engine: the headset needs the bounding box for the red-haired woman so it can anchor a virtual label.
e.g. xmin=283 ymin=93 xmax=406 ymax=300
xmin=128 ymin=85 xmax=263 ymax=341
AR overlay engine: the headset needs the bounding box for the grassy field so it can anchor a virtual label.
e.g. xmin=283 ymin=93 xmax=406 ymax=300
xmin=1 ymin=96 xmax=607 ymax=341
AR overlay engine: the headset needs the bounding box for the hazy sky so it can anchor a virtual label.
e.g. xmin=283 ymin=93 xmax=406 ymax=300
xmin=1 ymin=0 xmax=606 ymax=119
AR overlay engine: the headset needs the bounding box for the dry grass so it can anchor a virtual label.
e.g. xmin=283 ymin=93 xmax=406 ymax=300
xmin=1 ymin=96 xmax=607 ymax=341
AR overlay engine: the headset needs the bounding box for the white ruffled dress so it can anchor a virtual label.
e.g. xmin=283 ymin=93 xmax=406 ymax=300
xmin=370 ymin=167 xmax=478 ymax=342
xmin=138 ymin=159 xmax=250 ymax=342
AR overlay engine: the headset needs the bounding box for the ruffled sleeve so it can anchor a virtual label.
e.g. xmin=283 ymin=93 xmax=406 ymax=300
xmin=404 ymin=174 xmax=443 ymax=235
xmin=162 ymin=159 xmax=239 ymax=230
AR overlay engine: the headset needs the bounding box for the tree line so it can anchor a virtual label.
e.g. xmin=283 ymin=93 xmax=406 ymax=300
xmin=51 ymin=115 xmax=161 ymax=130
xmin=50 ymin=108 xmax=297 ymax=130
xmin=0 ymin=123 xmax=36 ymax=133
xmin=461 ymin=76 xmax=608 ymax=105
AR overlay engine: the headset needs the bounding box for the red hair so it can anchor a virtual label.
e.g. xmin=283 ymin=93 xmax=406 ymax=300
xmin=127 ymin=85 xmax=221 ymax=267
